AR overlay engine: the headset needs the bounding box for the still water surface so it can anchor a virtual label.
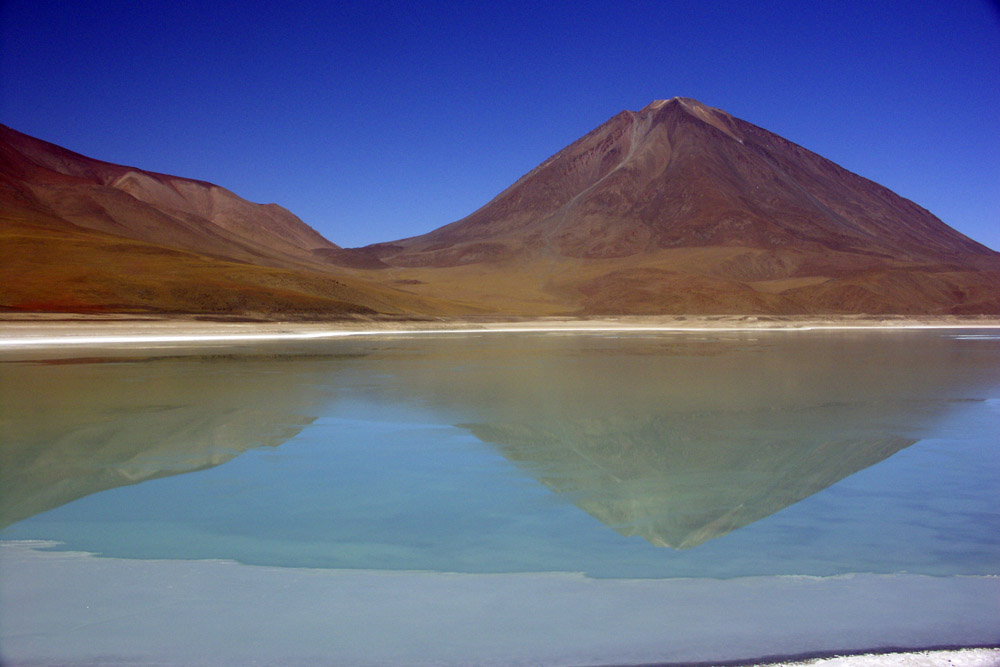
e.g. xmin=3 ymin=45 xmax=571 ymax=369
xmin=1 ymin=330 xmax=998 ymax=663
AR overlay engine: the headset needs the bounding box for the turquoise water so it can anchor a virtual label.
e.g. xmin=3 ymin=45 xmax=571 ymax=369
xmin=2 ymin=330 xmax=998 ymax=580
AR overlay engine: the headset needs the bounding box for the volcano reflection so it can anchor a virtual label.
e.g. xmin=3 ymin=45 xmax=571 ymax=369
xmin=2 ymin=331 xmax=995 ymax=556
xmin=467 ymin=417 xmax=913 ymax=548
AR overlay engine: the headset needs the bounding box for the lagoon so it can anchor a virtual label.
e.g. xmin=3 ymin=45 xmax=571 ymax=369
xmin=1 ymin=330 xmax=998 ymax=665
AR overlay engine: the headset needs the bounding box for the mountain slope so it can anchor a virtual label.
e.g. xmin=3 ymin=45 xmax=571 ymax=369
xmin=365 ymin=98 xmax=1000 ymax=314
xmin=1 ymin=124 xmax=339 ymax=268
xmin=0 ymin=125 xmax=458 ymax=317
xmin=4 ymin=103 xmax=998 ymax=318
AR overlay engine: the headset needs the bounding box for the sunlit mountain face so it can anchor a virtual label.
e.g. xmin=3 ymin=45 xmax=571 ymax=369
xmin=363 ymin=99 xmax=1000 ymax=315
xmin=0 ymin=125 xmax=455 ymax=317
xmin=4 ymin=99 xmax=1000 ymax=316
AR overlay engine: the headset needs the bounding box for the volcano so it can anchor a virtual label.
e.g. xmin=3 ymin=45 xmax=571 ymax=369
xmin=366 ymin=98 xmax=1000 ymax=315
xmin=3 ymin=100 xmax=999 ymax=317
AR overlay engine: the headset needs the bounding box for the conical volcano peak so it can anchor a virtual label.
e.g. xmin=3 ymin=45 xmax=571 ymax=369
xmin=641 ymin=98 xmax=680 ymax=111
xmin=639 ymin=97 xmax=710 ymax=113
xmin=640 ymin=97 xmax=742 ymax=141
xmin=364 ymin=96 xmax=1000 ymax=315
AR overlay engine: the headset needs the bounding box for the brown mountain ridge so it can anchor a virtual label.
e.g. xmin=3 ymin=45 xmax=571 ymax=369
xmin=362 ymin=98 xmax=1000 ymax=315
xmin=3 ymin=99 xmax=999 ymax=317
xmin=0 ymin=124 xmax=461 ymax=317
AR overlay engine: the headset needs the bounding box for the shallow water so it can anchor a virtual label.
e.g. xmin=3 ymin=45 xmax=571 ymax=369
xmin=1 ymin=330 xmax=999 ymax=664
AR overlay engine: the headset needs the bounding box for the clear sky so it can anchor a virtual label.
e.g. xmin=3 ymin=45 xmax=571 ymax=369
xmin=2 ymin=0 xmax=998 ymax=250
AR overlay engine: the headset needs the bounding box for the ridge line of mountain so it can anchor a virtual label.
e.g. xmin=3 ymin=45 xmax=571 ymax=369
xmin=3 ymin=99 xmax=999 ymax=316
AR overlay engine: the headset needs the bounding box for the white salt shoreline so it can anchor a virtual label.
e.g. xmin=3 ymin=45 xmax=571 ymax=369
xmin=1 ymin=315 xmax=999 ymax=349
xmin=750 ymin=649 xmax=1000 ymax=667
xmin=1 ymin=541 xmax=996 ymax=667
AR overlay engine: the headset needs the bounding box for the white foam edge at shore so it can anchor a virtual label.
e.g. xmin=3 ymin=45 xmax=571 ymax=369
xmin=1 ymin=540 xmax=997 ymax=667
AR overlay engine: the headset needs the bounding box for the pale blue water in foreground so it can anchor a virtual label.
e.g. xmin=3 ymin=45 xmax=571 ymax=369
xmin=1 ymin=330 xmax=998 ymax=664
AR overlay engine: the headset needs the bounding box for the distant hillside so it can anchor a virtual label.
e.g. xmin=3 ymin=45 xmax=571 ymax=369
xmin=0 ymin=124 xmax=455 ymax=317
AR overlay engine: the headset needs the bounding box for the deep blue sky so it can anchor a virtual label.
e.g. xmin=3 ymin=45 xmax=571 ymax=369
xmin=2 ymin=0 xmax=998 ymax=250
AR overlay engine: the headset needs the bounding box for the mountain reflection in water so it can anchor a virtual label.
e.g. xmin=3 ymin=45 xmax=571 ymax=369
xmin=360 ymin=333 xmax=991 ymax=549
xmin=0 ymin=355 xmax=331 ymax=529
xmin=466 ymin=420 xmax=912 ymax=548
xmin=2 ymin=332 xmax=997 ymax=555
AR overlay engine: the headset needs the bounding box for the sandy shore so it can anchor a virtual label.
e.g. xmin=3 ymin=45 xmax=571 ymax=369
xmin=2 ymin=314 xmax=999 ymax=351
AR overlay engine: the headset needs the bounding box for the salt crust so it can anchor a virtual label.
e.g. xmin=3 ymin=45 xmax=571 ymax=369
xmin=2 ymin=541 xmax=997 ymax=667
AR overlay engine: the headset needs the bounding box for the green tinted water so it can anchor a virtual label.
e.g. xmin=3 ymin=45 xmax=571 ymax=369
xmin=2 ymin=330 xmax=998 ymax=578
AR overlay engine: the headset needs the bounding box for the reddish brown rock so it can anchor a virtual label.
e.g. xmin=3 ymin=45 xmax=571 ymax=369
xmin=368 ymin=98 xmax=1000 ymax=314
